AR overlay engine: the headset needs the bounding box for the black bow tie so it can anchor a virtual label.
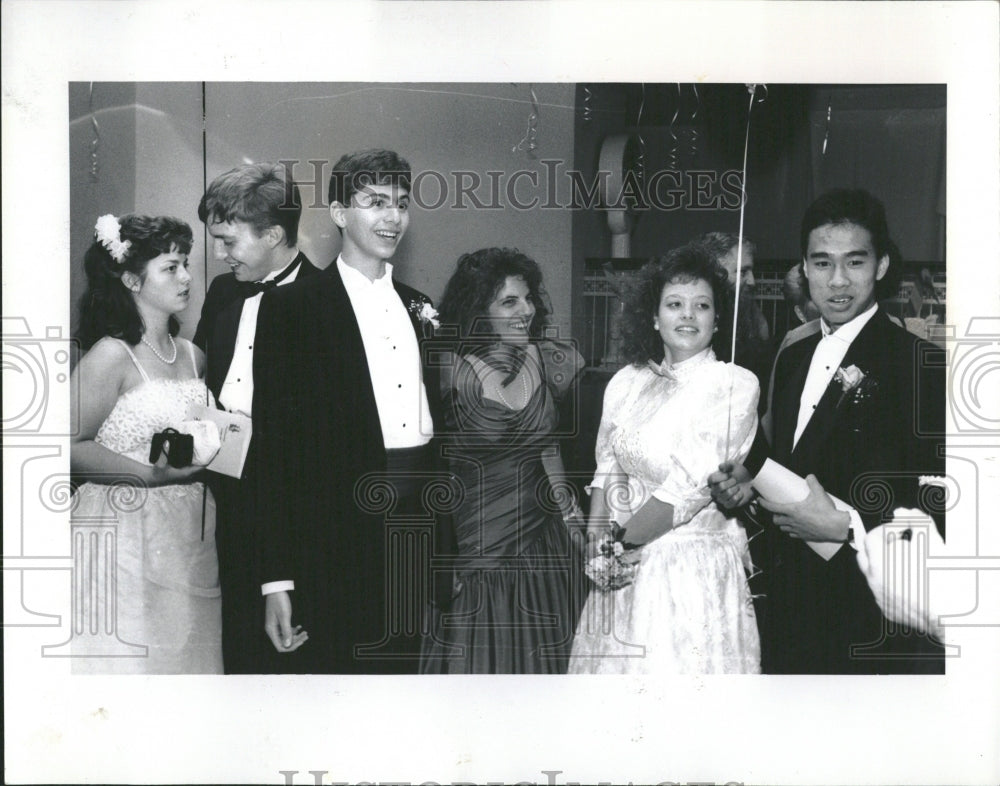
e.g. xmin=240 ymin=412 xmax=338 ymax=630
xmin=242 ymin=256 xmax=301 ymax=297
xmin=243 ymin=279 xmax=276 ymax=296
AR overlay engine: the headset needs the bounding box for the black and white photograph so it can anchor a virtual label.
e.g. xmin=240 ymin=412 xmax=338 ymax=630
xmin=3 ymin=2 xmax=999 ymax=784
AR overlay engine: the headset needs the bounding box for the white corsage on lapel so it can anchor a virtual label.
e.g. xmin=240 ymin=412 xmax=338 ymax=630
xmin=833 ymin=364 xmax=879 ymax=427
xmin=407 ymin=298 xmax=440 ymax=337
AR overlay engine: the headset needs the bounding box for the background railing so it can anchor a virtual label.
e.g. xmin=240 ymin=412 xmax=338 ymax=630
xmin=581 ymin=259 xmax=946 ymax=371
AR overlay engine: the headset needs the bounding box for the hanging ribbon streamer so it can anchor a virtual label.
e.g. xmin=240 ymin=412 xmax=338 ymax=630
xmin=686 ymin=84 xmax=700 ymax=161
xmin=821 ymin=102 xmax=832 ymax=156
xmin=635 ymin=83 xmax=647 ymax=186
xmin=666 ymin=83 xmax=681 ymax=170
xmin=89 ymin=82 xmax=100 ymax=181
xmin=512 ymin=84 xmax=540 ymax=158
xmin=724 ymin=83 xmax=765 ymax=455
xmin=582 ymin=85 xmax=593 ymax=123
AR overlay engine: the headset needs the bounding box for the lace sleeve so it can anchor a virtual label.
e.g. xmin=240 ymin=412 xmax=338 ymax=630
xmin=652 ymin=365 xmax=760 ymax=526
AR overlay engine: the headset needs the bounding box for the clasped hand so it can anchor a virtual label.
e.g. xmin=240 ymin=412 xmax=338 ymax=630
xmin=707 ymin=461 xmax=755 ymax=510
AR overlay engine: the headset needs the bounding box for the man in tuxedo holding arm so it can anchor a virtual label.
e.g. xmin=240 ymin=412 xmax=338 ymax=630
xmin=709 ymin=188 xmax=945 ymax=674
xmin=193 ymin=162 xmax=320 ymax=673
xmin=250 ymin=149 xmax=449 ymax=674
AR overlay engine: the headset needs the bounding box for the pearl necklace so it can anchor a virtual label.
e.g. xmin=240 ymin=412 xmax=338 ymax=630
xmin=141 ymin=333 xmax=177 ymax=365
xmin=495 ymin=369 xmax=530 ymax=409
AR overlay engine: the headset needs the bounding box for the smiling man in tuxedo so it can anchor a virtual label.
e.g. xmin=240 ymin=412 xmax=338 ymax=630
xmin=709 ymin=188 xmax=945 ymax=674
xmin=193 ymin=162 xmax=319 ymax=673
xmin=249 ymin=149 xmax=448 ymax=674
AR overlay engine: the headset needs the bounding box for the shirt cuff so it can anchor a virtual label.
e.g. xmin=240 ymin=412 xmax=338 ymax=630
xmin=845 ymin=507 xmax=866 ymax=551
xmin=261 ymin=580 xmax=294 ymax=596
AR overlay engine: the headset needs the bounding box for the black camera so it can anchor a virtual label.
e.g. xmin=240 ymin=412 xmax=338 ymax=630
xmin=149 ymin=428 xmax=194 ymax=468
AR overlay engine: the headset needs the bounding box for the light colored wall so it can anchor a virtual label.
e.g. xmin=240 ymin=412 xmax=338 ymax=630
xmin=204 ymin=82 xmax=577 ymax=334
xmin=69 ymin=82 xmax=138 ymax=338
xmin=69 ymin=83 xmax=205 ymax=339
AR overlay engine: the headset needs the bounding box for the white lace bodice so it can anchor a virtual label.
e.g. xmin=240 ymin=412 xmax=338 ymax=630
xmin=594 ymin=348 xmax=759 ymax=530
xmin=92 ymin=338 xmax=213 ymax=464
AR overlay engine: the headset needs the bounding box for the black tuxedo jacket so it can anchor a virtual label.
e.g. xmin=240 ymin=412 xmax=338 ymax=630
xmin=191 ymin=252 xmax=319 ymax=673
xmin=248 ymin=263 xmax=448 ymax=674
xmin=192 ymin=252 xmax=320 ymax=402
xmin=761 ymin=309 xmax=945 ymax=673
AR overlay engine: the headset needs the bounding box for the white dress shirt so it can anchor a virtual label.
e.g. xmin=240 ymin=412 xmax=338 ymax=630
xmin=336 ymin=256 xmax=433 ymax=448
xmin=793 ymin=302 xmax=878 ymax=449
xmin=218 ymin=257 xmax=303 ymax=417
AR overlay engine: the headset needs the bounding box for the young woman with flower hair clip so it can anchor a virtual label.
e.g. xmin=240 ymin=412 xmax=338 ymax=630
xmin=70 ymin=213 xmax=223 ymax=673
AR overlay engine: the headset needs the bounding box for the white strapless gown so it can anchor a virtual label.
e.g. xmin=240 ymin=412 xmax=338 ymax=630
xmin=72 ymin=355 xmax=222 ymax=674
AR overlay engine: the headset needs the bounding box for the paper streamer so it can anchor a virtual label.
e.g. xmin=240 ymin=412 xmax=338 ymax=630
xmin=89 ymin=82 xmax=100 ymax=181
xmin=512 ymin=84 xmax=540 ymax=158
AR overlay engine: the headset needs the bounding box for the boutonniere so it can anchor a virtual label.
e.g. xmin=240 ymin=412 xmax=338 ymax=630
xmin=408 ymin=299 xmax=440 ymax=330
xmin=833 ymin=364 xmax=878 ymax=409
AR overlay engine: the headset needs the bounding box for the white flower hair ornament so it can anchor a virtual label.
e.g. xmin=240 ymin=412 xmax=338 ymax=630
xmin=94 ymin=214 xmax=131 ymax=264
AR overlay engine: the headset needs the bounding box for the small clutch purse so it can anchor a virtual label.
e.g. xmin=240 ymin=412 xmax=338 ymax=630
xmin=149 ymin=428 xmax=194 ymax=468
xmin=148 ymin=421 xmax=221 ymax=468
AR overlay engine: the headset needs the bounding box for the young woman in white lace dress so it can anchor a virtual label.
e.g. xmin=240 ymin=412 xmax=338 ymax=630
xmin=70 ymin=214 xmax=222 ymax=674
xmin=569 ymin=244 xmax=761 ymax=674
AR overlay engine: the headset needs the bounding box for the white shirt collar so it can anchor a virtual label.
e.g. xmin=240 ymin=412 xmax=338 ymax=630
xmin=260 ymin=252 xmax=301 ymax=284
xmin=820 ymin=302 xmax=879 ymax=343
xmin=336 ymin=255 xmax=394 ymax=289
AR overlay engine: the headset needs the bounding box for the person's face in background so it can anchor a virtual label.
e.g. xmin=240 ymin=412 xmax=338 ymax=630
xmin=794 ymin=299 xmax=822 ymax=324
xmin=719 ymin=243 xmax=755 ymax=295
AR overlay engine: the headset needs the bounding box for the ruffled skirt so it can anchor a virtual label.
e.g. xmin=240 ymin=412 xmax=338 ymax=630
xmin=421 ymin=515 xmax=584 ymax=674
xmin=569 ymin=518 xmax=760 ymax=674
xmin=70 ymin=482 xmax=223 ymax=674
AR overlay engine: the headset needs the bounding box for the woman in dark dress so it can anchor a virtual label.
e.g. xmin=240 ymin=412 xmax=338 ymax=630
xmin=420 ymin=248 xmax=585 ymax=673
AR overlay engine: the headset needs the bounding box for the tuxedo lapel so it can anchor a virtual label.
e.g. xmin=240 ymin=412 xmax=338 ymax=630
xmin=209 ymin=254 xmax=319 ymax=399
xmin=326 ymin=264 xmax=373 ymax=370
xmin=771 ymin=332 xmax=820 ymax=460
xmin=788 ymin=374 xmax=844 ymax=466
xmin=789 ymin=311 xmax=888 ymax=467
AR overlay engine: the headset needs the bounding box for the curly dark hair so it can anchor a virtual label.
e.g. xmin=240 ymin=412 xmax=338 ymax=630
xmin=76 ymin=214 xmax=193 ymax=350
xmin=437 ymin=247 xmax=552 ymax=341
xmin=620 ymin=242 xmax=735 ymax=366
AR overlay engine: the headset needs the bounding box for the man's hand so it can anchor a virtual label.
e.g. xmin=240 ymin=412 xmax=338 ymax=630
xmin=708 ymin=461 xmax=755 ymax=510
xmin=264 ymin=591 xmax=309 ymax=653
xmin=758 ymin=474 xmax=850 ymax=542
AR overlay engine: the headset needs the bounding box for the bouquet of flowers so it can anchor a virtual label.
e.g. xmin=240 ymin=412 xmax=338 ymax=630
xmin=584 ymin=522 xmax=642 ymax=592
